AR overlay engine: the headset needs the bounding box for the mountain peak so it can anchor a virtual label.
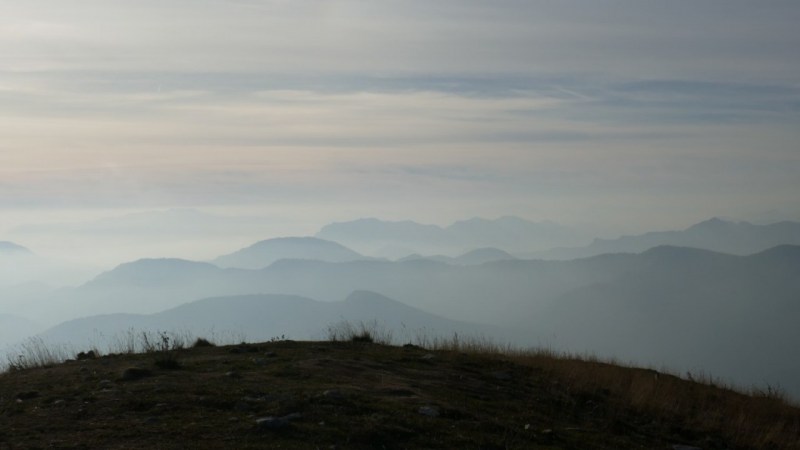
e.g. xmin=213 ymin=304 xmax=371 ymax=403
xmin=685 ymin=217 xmax=740 ymax=231
xmin=0 ymin=241 xmax=32 ymax=254
xmin=213 ymin=236 xmax=363 ymax=269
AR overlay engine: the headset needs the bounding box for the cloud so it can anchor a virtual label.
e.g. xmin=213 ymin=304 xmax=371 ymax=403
xmin=1 ymin=1 xmax=799 ymax=231
xmin=1 ymin=1 xmax=799 ymax=80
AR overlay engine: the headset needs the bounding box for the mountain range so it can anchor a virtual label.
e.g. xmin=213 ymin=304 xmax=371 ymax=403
xmin=316 ymin=216 xmax=585 ymax=258
xmin=39 ymin=290 xmax=492 ymax=350
xmin=399 ymin=247 xmax=517 ymax=265
xmin=533 ymin=217 xmax=800 ymax=259
xmin=3 ymin=217 xmax=800 ymax=400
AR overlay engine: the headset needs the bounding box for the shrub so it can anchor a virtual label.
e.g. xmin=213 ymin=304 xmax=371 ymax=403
xmin=191 ymin=337 xmax=216 ymax=348
xmin=326 ymin=320 xmax=393 ymax=345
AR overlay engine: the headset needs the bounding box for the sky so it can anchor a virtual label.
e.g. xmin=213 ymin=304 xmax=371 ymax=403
xmin=2 ymin=0 xmax=800 ymax=258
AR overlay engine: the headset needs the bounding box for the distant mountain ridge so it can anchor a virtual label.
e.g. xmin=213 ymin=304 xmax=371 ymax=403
xmin=212 ymin=237 xmax=365 ymax=269
xmin=40 ymin=291 xmax=492 ymax=349
xmin=399 ymin=247 xmax=517 ymax=265
xmin=533 ymin=218 xmax=800 ymax=259
xmin=0 ymin=241 xmax=32 ymax=254
xmin=317 ymin=216 xmax=584 ymax=257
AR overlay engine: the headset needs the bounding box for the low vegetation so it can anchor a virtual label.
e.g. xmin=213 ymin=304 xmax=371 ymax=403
xmin=0 ymin=325 xmax=798 ymax=449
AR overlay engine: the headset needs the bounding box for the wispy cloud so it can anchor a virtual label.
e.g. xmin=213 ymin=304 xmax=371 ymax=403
xmin=1 ymin=1 xmax=799 ymax=231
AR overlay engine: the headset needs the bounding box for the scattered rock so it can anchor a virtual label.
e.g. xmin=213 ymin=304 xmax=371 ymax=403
xmin=121 ymin=367 xmax=152 ymax=381
xmin=323 ymin=389 xmax=345 ymax=400
xmin=418 ymin=405 xmax=440 ymax=417
xmin=672 ymin=446 xmax=703 ymax=450
xmin=282 ymin=412 xmax=303 ymax=421
xmin=255 ymin=413 xmax=301 ymax=430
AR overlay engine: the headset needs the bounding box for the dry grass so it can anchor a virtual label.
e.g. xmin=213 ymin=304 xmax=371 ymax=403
xmin=3 ymin=336 xmax=76 ymax=371
xmin=413 ymin=331 xmax=800 ymax=450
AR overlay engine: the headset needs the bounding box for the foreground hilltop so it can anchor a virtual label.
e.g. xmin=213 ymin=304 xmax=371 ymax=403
xmin=1 ymin=339 xmax=798 ymax=449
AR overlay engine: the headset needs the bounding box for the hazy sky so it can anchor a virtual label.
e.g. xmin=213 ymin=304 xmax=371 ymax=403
xmin=2 ymin=0 xmax=800 ymax=240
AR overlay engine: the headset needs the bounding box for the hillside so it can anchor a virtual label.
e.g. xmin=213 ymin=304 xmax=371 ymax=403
xmin=1 ymin=339 xmax=798 ymax=449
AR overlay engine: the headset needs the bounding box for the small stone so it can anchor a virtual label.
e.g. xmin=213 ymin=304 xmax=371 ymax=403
xmin=323 ymin=389 xmax=344 ymax=399
xmin=672 ymin=446 xmax=703 ymax=450
xmin=98 ymin=380 xmax=114 ymax=388
xmin=281 ymin=412 xmax=302 ymax=421
xmin=143 ymin=416 xmax=159 ymax=425
xmin=256 ymin=416 xmax=290 ymax=429
xmin=421 ymin=354 xmax=436 ymax=360
xmin=418 ymin=405 xmax=440 ymax=417
xmin=264 ymin=351 xmax=277 ymax=358
xmin=225 ymin=371 xmax=240 ymax=378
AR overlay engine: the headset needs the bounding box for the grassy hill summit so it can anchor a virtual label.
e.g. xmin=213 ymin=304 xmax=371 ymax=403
xmin=1 ymin=330 xmax=798 ymax=449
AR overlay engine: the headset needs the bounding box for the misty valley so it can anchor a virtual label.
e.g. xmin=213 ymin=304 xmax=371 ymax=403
xmin=2 ymin=214 xmax=800 ymax=401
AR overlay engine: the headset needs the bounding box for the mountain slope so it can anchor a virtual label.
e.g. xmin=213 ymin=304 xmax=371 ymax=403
xmin=212 ymin=237 xmax=364 ymax=269
xmin=530 ymin=245 xmax=800 ymax=398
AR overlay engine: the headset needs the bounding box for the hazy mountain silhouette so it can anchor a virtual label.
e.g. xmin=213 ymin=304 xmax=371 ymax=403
xmin=15 ymin=251 xmax=633 ymax=329
xmin=0 ymin=313 xmax=39 ymax=349
xmin=39 ymin=291 xmax=492 ymax=349
xmin=534 ymin=218 xmax=800 ymax=259
xmin=317 ymin=216 xmax=583 ymax=258
xmin=529 ymin=245 xmax=800 ymax=398
xmin=0 ymin=242 xmax=92 ymax=288
xmin=0 ymin=241 xmax=32 ymax=254
xmin=212 ymin=237 xmax=365 ymax=269
xmin=399 ymin=247 xmax=517 ymax=265
xmin=10 ymin=243 xmax=800 ymax=398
